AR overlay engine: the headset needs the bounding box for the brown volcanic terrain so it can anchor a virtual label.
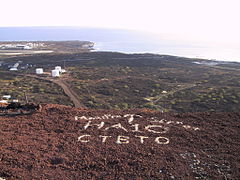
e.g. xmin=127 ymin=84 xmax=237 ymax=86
xmin=0 ymin=104 xmax=240 ymax=179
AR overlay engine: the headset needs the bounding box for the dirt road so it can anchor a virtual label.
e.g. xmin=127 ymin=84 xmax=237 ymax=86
xmin=145 ymin=83 xmax=197 ymax=112
xmin=50 ymin=78 xmax=85 ymax=108
xmin=24 ymin=74 xmax=85 ymax=108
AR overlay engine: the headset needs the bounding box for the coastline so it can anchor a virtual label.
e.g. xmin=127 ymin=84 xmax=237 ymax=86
xmin=94 ymin=41 xmax=240 ymax=63
xmin=1 ymin=27 xmax=239 ymax=63
xmin=0 ymin=39 xmax=239 ymax=64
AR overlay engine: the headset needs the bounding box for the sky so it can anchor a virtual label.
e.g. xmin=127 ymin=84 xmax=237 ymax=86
xmin=1 ymin=0 xmax=240 ymax=46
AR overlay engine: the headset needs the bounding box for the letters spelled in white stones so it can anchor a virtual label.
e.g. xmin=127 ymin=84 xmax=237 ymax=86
xmin=75 ymin=113 xmax=200 ymax=145
xmin=77 ymin=134 xmax=170 ymax=144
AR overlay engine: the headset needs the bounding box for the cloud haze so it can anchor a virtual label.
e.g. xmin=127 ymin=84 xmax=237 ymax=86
xmin=1 ymin=0 xmax=240 ymax=45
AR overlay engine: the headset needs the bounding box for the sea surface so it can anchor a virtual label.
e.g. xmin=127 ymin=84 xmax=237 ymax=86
xmin=0 ymin=27 xmax=239 ymax=62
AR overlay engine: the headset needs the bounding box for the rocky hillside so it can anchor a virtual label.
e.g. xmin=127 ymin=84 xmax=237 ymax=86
xmin=0 ymin=104 xmax=240 ymax=179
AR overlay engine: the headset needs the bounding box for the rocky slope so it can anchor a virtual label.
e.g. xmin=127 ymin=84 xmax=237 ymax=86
xmin=0 ymin=104 xmax=240 ymax=179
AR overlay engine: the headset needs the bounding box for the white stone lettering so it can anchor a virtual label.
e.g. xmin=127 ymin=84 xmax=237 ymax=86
xmin=155 ymin=137 xmax=169 ymax=144
xmin=105 ymin=123 xmax=128 ymax=132
xmin=131 ymin=124 xmax=143 ymax=132
xmin=145 ymin=125 xmax=169 ymax=134
xmin=124 ymin=114 xmax=135 ymax=124
xmin=124 ymin=114 xmax=142 ymax=124
xmin=116 ymin=136 xmax=130 ymax=144
xmin=176 ymin=121 xmax=183 ymax=124
xmin=135 ymin=136 xmax=149 ymax=143
xmin=75 ymin=114 xmax=200 ymax=145
xmin=99 ymin=135 xmax=112 ymax=143
xmin=183 ymin=125 xmax=200 ymax=131
xmin=78 ymin=135 xmax=91 ymax=142
xmin=166 ymin=121 xmax=174 ymax=124
xmin=84 ymin=121 xmax=105 ymax=130
xmin=150 ymin=118 xmax=166 ymax=123
xmin=193 ymin=127 xmax=200 ymax=131
xmin=75 ymin=116 xmax=88 ymax=120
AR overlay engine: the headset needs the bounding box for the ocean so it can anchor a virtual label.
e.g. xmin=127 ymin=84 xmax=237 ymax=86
xmin=0 ymin=27 xmax=239 ymax=62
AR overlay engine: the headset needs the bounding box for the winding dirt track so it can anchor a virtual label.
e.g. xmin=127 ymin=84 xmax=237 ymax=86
xmin=144 ymin=83 xmax=196 ymax=112
xmin=50 ymin=78 xmax=85 ymax=108
xmin=24 ymin=74 xmax=85 ymax=108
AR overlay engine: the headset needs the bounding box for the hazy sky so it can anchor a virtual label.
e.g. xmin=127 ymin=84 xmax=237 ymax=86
xmin=1 ymin=0 xmax=240 ymax=45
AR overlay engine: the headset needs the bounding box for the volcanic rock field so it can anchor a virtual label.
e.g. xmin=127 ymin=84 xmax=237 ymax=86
xmin=0 ymin=104 xmax=240 ymax=179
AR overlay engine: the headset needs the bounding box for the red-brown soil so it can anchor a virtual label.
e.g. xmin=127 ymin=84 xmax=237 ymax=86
xmin=0 ymin=104 xmax=240 ymax=179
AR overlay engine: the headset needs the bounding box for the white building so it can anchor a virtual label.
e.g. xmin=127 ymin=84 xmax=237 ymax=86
xmin=0 ymin=100 xmax=8 ymax=103
xmin=3 ymin=95 xmax=11 ymax=99
xmin=10 ymin=67 xmax=18 ymax=71
xmin=51 ymin=70 xmax=60 ymax=77
xmin=23 ymin=45 xmax=32 ymax=50
xmin=55 ymin=66 xmax=66 ymax=73
xmin=36 ymin=68 xmax=44 ymax=74
xmin=55 ymin=66 xmax=62 ymax=71
xmin=61 ymin=69 xmax=67 ymax=73
xmin=13 ymin=63 xmax=19 ymax=68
